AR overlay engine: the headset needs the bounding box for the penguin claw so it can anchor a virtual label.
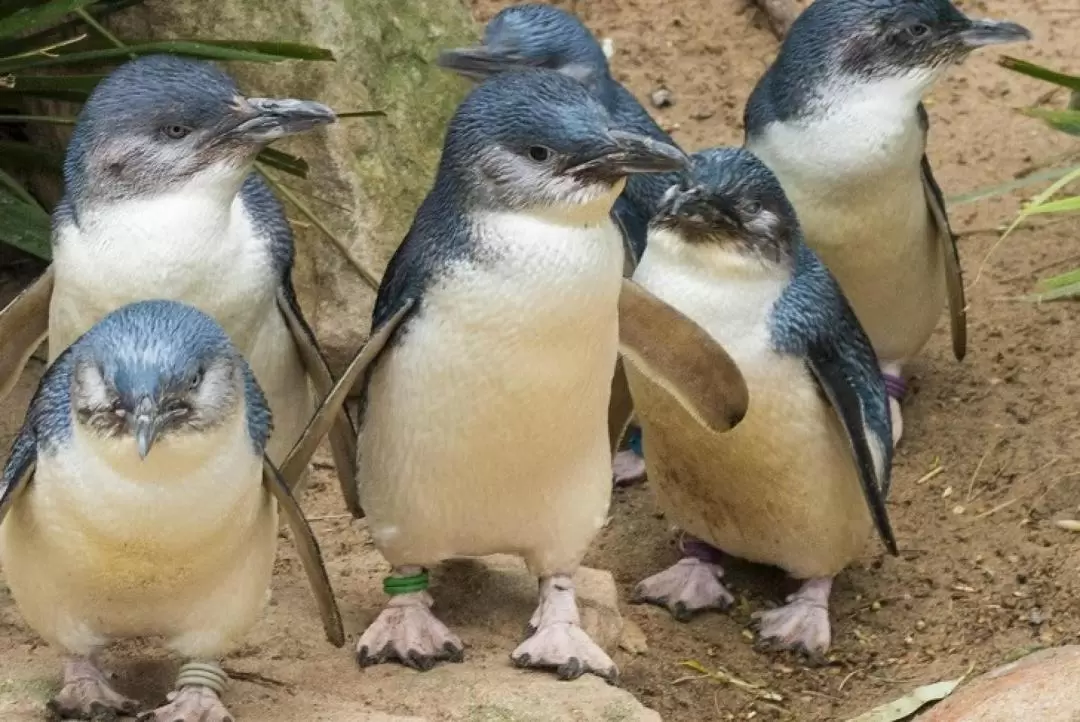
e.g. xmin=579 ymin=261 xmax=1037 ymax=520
xmin=138 ymin=685 xmax=232 ymax=722
xmin=355 ymin=591 xmax=465 ymax=671
xmin=752 ymin=594 xmax=832 ymax=661
xmin=633 ymin=557 xmax=734 ymax=620
xmin=510 ymin=622 xmax=618 ymax=684
xmin=612 ymin=449 xmax=647 ymax=487
xmin=47 ymin=658 xmax=141 ymax=721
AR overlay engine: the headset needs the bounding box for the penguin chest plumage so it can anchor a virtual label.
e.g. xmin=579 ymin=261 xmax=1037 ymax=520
xmin=359 ymin=209 xmax=624 ymax=576
xmin=48 ymin=191 xmax=312 ymax=461
xmin=0 ymin=412 xmax=278 ymax=658
xmin=628 ymin=239 xmax=873 ymax=579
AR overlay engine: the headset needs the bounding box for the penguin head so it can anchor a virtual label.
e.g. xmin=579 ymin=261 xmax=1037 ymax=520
xmin=65 ymin=54 xmax=335 ymax=208
xmin=776 ymin=0 xmax=1031 ymax=99
xmin=438 ymin=4 xmax=610 ymax=97
xmin=69 ymin=300 xmax=263 ymax=460
xmin=440 ymin=69 xmax=685 ymax=214
xmin=651 ymin=147 xmax=800 ymax=270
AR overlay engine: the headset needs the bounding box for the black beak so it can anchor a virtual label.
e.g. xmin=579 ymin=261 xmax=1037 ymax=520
xmin=568 ymin=130 xmax=687 ymax=183
xmin=130 ymin=396 xmax=158 ymax=460
xmin=436 ymin=46 xmax=534 ymax=80
xmin=957 ymin=19 xmax=1032 ymax=48
xmin=228 ymin=97 xmax=337 ymax=143
xmin=655 ymin=184 xmax=734 ymax=232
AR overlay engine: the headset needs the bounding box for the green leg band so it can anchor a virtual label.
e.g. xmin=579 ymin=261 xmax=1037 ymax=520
xmin=384 ymin=570 xmax=430 ymax=596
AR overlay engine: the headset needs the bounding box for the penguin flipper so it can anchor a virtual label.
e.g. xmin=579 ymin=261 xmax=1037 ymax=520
xmin=279 ymin=299 xmax=415 ymax=511
xmin=0 ymin=266 xmax=53 ymax=403
xmin=0 ymin=427 xmax=36 ymax=526
xmin=917 ymin=103 xmax=966 ymax=362
xmin=261 ymin=454 xmax=344 ymax=648
xmin=275 ymin=287 xmax=360 ymax=516
xmin=607 ymin=357 xmax=634 ymax=457
xmin=806 ymin=351 xmax=898 ymax=556
xmin=618 ymin=278 xmax=748 ymax=434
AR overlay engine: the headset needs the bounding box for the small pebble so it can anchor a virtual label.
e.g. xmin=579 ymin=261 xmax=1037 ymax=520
xmin=1054 ymin=519 xmax=1080 ymax=532
xmin=651 ymin=88 xmax=674 ymax=108
xmin=601 ymin=37 xmax=615 ymax=59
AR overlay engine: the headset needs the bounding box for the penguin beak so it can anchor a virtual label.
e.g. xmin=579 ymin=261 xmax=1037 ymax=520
xmin=655 ymin=184 xmax=736 ymax=234
xmin=227 ymin=97 xmax=337 ymax=143
xmin=567 ymin=131 xmax=687 ymax=183
xmin=436 ymin=46 xmax=533 ymax=80
xmin=130 ymin=396 xmax=159 ymax=460
xmin=956 ymin=19 xmax=1032 ymax=48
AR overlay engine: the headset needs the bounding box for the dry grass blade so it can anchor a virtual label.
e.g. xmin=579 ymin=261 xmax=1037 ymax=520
xmin=676 ymin=660 xmax=784 ymax=703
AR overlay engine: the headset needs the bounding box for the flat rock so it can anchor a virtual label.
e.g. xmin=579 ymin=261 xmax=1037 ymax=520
xmin=918 ymin=646 xmax=1080 ymax=722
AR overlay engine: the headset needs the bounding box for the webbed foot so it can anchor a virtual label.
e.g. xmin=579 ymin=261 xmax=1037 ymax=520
xmin=139 ymin=686 xmax=232 ymax=722
xmin=356 ymin=590 xmax=464 ymax=671
xmin=882 ymin=370 xmax=906 ymax=448
xmin=612 ymin=449 xmax=647 ymax=487
xmin=47 ymin=657 xmax=140 ymax=721
xmin=512 ymin=575 xmax=617 ymax=683
xmin=753 ymin=577 xmax=833 ymax=662
xmin=633 ymin=557 xmax=734 ymax=621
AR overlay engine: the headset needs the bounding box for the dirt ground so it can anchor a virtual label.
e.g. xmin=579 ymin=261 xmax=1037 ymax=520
xmin=1 ymin=0 xmax=1079 ymax=720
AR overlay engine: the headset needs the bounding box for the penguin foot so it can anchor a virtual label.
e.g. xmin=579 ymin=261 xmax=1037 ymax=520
xmin=633 ymin=557 xmax=734 ymax=621
xmin=355 ymin=590 xmax=465 ymax=671
xmin=47 ymin=657 xmax=140 ymax=721
xmin=888 ymin=396 xmax=904 ymax=448
xmin=612 ymin=449 xmax=647 ymax=487
xmin=513 ymin=574 xmax=618 ymax=683
xmin=752 ymin=577 xmax=833 ymax=662
xmin=139 ymin=685 xmax=232 ymax=722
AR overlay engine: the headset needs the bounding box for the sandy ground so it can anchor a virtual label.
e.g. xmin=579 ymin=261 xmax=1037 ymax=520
xmin=1 ymin=0 xmax=1079 ymax=720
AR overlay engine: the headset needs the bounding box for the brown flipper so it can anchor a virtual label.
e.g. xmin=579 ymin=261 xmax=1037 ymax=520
xmin=0 ymin=267 xmax=53 ymax=402
xmin=922 ymin=160 xmax=967 ymax=362
xmin=607 ymin=358 xmax=635 ymax=457
xmin=617 ymin=278 xmax=749 ymax=434
xmin=261 ymin=455 xmax=345 ymax=647
xmin=275 ymin=288 xmax=360 ymax=515
xmin=279 ymin=300 xmax=415 ymax=512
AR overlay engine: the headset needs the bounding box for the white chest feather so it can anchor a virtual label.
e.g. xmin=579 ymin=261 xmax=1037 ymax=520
xmin=359 ymin=206 xmax=623 ymax=575
xmin=748 ymin=76 xmax=945 ymax=362
xmin=50 ymin=187 xmax=277 ymax=355
xmin=628 ymin=232 xmax=873 ymax=578
xmin=0 ymin=412 xmax=278 ymax=656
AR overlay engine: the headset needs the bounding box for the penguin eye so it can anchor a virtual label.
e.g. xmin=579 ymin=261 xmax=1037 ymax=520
xmin=162 ymin=124 xmax=192 ymax=140
xmin=188 ymin=368 xmax=203 ymax=390
xmin=528 ymin=145 xmax=553 ymax=163
xmin=109 ymin=399 xmax=126 ymax=417
xmin=742 ymin=200 xmax=762 ymax=215
xmin=905 ymin=23 xmax=930 ymax=39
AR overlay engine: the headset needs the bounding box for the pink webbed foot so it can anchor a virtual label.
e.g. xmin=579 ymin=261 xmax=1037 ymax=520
xmin=753 ymin=577 xmax=833 ymax=662
xmin=512 ymin=575 xmax=618 ymax=683
xmin=882 ymin=371 xmax=906 ymax=449
xmin=612 ymin=449 xmax=647 ymax=487
xmin=356 ymin=586 xmax=465 ymax=671
xmin=47 ymin=657 xmax=141 ymax=721
xmin=634 ymin=557 xmax=735 ymax=621
xmin=139 ymin=686 xmax=232 ymax=722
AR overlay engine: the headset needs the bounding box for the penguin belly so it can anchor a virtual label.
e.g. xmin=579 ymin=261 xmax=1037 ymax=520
xmin=359 ymin=212 xmax=623 ymax=576
xmin=48 ymin=194 xmax=314 ymax=464
xmin=627 ymin=358 xmax=873 ymax=579
xmin=0 ymin=414 xmax=278 ymax=658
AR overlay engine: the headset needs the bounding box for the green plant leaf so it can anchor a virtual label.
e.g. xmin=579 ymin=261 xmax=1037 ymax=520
xmin=0 ymin=165 xmax=43 ymax=211
xmin=998 ymin=56 xmax=1080 ymax=91
xmin=0 ymin=183 xmax=51 ymax=259
xmin=948 ymin=164 xmax=1080 ymax=206
xmin=1022 ymin=107 xmax=1080 ymax=136
xmin=0 ymin=40 xmax=333 ymax=72
xmin=0 ymin=72 xmax=103 ymax=101
xmin=0 ymin=114 xmax=76 ymax=124
xmin=0 ymin=0 xmax=97 ymax=40
xmin=1024 ymin=194 xmax=1080 ymax=215
xmin=337 ymin=109 xmax=386 ymax=118
xmin=0 ymin=140 xmax=64 ymax=172
xmin=256 ymin=147 xmax=309 ymax=178
xmin=178 ymin=40 xmax=335 ymax=61
xmin=1035 ymin=267 xmax=1080 ymax=292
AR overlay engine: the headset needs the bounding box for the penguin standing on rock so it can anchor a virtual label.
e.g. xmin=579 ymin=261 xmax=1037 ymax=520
xmin=0 ymin=300 xmax=342 ymax=722
xmin=339 ymin=68 xmax=710 ymax=682
xmin=744 ymin=0 xmax=1031 ymax=445
xmin=628 ymin=148 xmax=897 ymax=659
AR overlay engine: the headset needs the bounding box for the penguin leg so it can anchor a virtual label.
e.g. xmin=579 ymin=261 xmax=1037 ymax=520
xmin=752 ymin=577 xmax=833 ymax=662
xmin=355 ymin=566 xmax=465 ymax=671
xmin=47 ymin=655 xmax=141 ymax=720
xmin=632 ymin=534 xmax=734 ymax=621
xmin=881 ymin=362 xmax=906 ymax=449
xmin=511 ymin=574 xmax=618 ymax=683
xmin=612 ymin=426 xmax=647 ymax=487
xmin=139 ymin=660 xmax=232 ymax=722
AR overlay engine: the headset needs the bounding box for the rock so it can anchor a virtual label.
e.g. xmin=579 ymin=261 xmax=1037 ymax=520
xmin=918 ymin=646 xmax=1080 ymax=722
xmin=618 ymin=619 xmax=649 ymax=655
xmin=109 ymin=0 xmax=478 ymax=369
xmin=650 ymin=88 xmax=673 ymax=109
xmin=431 ymin=555 xmax=624 ymax=651
xmin=357 ymin=665 xmax=662 ymax=722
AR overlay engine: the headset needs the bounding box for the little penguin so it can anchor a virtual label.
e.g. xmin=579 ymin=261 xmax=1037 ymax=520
xmin=350 ymin=68 xmax=689 ymax=682
xmin=0 ymin=299 xmax=343 ymax=721
xmin=627 ymin=147 xmax=896 ymax=659
xmin=438 ymin=2 xmax=683 ymax=485
xmin=0 ymin=54 xmax=362 ymax=515
xmin=743 ymin=0 xmax=1031 ymax=445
